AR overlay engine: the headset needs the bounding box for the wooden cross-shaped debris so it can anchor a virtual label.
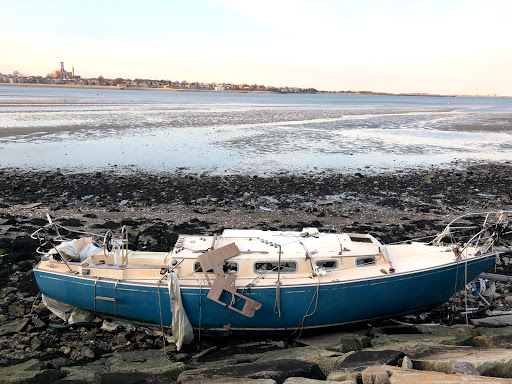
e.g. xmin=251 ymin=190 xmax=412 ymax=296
xmin=198 ymin=243 xmax=262 ymax=318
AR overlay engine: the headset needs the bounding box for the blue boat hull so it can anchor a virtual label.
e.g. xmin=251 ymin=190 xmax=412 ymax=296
xmin=34 ymin=254 xmax=497 ymax=330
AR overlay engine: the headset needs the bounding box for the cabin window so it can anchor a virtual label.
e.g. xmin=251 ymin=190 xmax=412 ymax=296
xmin=193 ymin=261 xmax=238 ymax=274
xmin=254 ymin=261 xmax=297 ymax=274
xmin=315 ymin=260 xmax=338 ymax=270
xmin=355 ymin=256 xmax=377 ymax=267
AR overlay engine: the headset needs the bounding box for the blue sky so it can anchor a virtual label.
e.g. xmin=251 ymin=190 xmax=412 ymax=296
xmin=2 ymin=0 xmax=511 ymax=95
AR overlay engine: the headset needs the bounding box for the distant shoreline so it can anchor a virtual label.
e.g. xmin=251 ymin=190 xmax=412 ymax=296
xmin=0 ymin=83 xmax=200 ymax=92
xmin=0 ymin=83 xmax=279 ymax=94
xmin=1 ymin=83 xmax=508 ymax=98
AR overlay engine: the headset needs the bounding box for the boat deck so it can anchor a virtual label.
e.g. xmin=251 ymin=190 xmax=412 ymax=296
xmin=36 ymin=228 xmax=478 ymax=288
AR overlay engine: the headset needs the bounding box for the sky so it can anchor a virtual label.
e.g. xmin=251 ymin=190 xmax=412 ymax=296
xmin=2 ymin=0 xmax=511 ymax=95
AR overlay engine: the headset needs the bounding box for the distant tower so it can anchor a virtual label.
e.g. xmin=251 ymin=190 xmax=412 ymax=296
xmin=52 ymin=62 xmax=73 ymax=80
xmin=72 ymin=67 xmax=75 ymax=77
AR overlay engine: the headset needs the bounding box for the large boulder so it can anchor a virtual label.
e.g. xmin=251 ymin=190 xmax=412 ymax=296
xmin=361 ymin=365 xmax=390 ymax=384
xmin=385 ymin=342 xmax=512 ymax=378
xmin=386 ymin=365 xmax=512 ymax=383
xmin=0 ymin=359 xmax=62 ymax=383
xmin=177 ymin=359 xmax=326 ymax=384
xmin=370 ymin=324 xmax=477 ymax=347
xmin=297 ymin=330 xmax=372 ymax=352
xmin=62 ymin=349 xmax=185 ymax=379
xmin=327 ymin=350 xmax=404 ymax=382
xmin=0 ymin=318 xmax=29 ymax=336
xmin=283 ymin=378 xmax=353 ymax=384
xmin=472 ymin=315 xmax=512 ymax=327
xmin=256 ymin=346 xmax=342 ymax=375
xmin=474 ymin=326 xmax=512 ymax=348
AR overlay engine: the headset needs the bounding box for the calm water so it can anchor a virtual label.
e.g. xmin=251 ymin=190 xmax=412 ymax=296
xmin=1 ymin=86 xmax=511 ymax=174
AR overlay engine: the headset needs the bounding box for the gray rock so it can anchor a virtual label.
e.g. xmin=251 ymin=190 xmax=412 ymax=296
xmin=472 ymin=315 xmax=512 ymax=327
xmin=338 ymin=334 xmax=372 ymax=352
xmin=31 ymin=335 xmax=42 ymax=350
xmin=450 ymin=360 xmax=480 ymax=376
xmin=47 ymin=357 xmax=71 ymax=369
xmin=100 ymin=319 xmax=122 ymax=332
xmin=283 ymin=378 xmax=347 ymax=384
xmin=177 ymin=359 xmax=325 ymax=384
xmin=180 ymin=378 xmax=276 ymax=384
xmin=385 ymin=365 xmax=506 ymax=383
xmin=298 ymin=330 xmax=371 ymax=351
xmin=135 ymin=331 xmax=146 ymax=342
xmin=1 ymin=287 xmax=18 ymax=295
xmin=80 ymin=345 xmax=95 ymax=358
xmin=59 ymin=346 xmax=72 ymax=355
xmin=328 ymin=349 xmax=404 ymax=381
xmin=393 ymin=341 xmax=512 ymax=378
xmin=116 ymin=332 xmax=130 ymax=344
xmin=401 ymin=356 xmax=413 ymax=369
xmin=63 ymin=349 xmax=185 ymax=379
xmin=336 ymin=350 xmax=404 ymax=371
xmin=361 ymin=365 xmax=390 ymax=384
xmin=256 ymin=346 xmax=342 ymax=376
xmin=415 ymin=324 xmax=476 ymax=338
xmin=0 ymin=358 xmax=62 ymax=383
xmin=8 ymin=304 xmax=25 ymax=318
xmin=31 ymin=316 xmax=46 ymax=328
xmin=474 ymin=326 xmax=512 ymax=348
xmin=0 ymin=318 xmax=29 ymax=335
xmin=370 ymin=324 xmax=477 ymax=347
xmin=154 ymin=337 xmax=165 ymax=349
xmin=53 ymin=370 xmax=100 ymax=383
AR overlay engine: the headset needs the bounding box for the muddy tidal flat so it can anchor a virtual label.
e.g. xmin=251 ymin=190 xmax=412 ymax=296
xmin=2 ymin=86 xmax=512 ymax=175
xmin=0 ymin=162 xmax=512 ymax=383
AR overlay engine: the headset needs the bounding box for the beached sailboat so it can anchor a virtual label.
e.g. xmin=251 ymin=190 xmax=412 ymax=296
xmin=32 ymin=212 xmax=512 ymax=335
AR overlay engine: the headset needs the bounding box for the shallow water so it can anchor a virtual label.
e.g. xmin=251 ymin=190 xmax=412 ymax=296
xmin=1 ymin=86 xmax=511 ymax=174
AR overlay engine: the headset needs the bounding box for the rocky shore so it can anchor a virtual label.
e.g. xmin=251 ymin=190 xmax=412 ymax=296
xmin=1 ymin=161 xmax=512 ymax=383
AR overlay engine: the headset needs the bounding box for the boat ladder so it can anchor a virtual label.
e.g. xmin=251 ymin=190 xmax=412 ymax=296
xmin=94 ymin=277 xmax=120 ymax=315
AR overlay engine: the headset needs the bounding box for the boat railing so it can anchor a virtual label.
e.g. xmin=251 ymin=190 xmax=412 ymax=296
xmin=31 ymin=213 xmax=105 ymax=256
xmin=432 ymin=210 xmax=512 ymax=254
xmin=31 ymin=214 xmax=130 ymax=264
xmin=119 ymin=225 xmax=130 ymax=265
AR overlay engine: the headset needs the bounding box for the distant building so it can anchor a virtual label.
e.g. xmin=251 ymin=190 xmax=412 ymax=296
xmin=52 ymin=62 xmax=74 ymax=80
